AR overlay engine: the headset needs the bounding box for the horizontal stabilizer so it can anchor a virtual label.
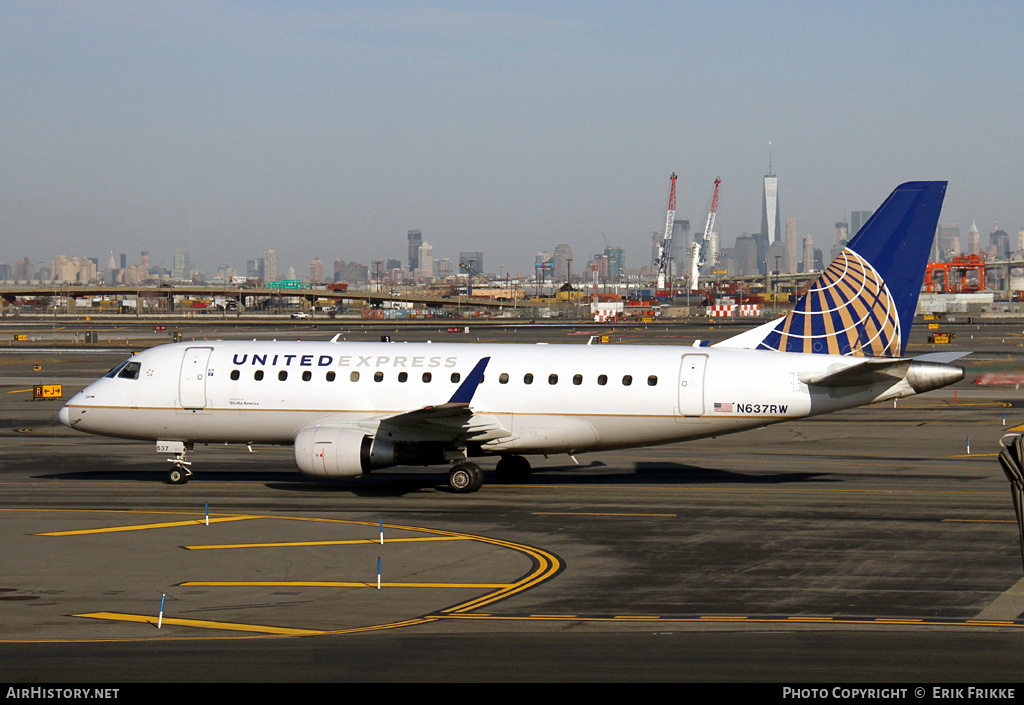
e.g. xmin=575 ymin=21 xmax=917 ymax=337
xmin=799 ymin=358 xmax=911 ymax=387
xmin=912 ymin=351 xmax=971 ymax=363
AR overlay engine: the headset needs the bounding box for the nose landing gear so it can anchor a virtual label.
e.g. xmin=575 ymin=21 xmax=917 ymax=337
xmin=162 ymin=442 xmax=193 ymax=485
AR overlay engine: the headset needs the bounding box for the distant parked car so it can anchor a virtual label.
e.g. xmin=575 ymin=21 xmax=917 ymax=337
xmin=290 ymin=311 xmax=310 ymax=319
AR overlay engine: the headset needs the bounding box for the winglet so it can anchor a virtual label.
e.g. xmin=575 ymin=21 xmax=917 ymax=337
xmin=448 ymin=357 xmax=490 ymax=404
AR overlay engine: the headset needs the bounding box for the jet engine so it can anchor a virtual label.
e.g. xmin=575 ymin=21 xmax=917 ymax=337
xmin=294 ymin=426 xmax=399 ymax=478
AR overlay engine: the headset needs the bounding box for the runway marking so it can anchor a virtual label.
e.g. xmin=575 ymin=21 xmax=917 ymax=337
xmin=181 ymin=581 xmax=512 ymax=588
xmin=886 ymin=401 xmax=1011 ymax=409
xmin=184 ymin=536 xmax=467 ymax=550
xmin=75 ymin=612 xmax=325 ymax=636
xmin=5 ymin=388 xmax=33 ymax=394
xmin=532 ymin=511 xmax=676 ymax=517
xmin=38 ymin=515 xmax=262 ymax=536
xmin=438 ymin=613 xmax=1024 ymax=629
xmin=12 ymin=511 xmax=563 ymax=641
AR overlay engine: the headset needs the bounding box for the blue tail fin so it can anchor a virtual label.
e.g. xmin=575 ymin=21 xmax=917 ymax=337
xmin=755 ymin=181 xmax=946 ymax=357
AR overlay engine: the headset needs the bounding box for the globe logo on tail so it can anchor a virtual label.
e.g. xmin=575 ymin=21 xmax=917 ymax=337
xmin=756 ymin=248 xmax=901 ymax=357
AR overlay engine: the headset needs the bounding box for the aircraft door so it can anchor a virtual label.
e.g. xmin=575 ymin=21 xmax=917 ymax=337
xmin=677 ymin=354 xmax=708 ymax=417
xmin=179 ymin=347 xmax=213 ymax=409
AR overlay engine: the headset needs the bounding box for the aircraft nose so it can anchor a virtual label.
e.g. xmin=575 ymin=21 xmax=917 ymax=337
xmin=58 ymin=404 xmax=71 ymax=427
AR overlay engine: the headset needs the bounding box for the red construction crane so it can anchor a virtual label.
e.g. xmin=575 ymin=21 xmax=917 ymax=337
xmin=655 ymin=173 xmax=678 ymax=290
xmin=690 ymin=177 xmax=721 ymax=291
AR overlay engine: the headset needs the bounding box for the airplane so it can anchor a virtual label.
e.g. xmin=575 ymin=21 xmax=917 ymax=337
xmin=60 ymin=181 xmax=964 ymax=492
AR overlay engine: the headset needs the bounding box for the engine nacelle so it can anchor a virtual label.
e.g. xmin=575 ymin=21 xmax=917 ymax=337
xmin=294 ymin=426 xmax=398 ymax=478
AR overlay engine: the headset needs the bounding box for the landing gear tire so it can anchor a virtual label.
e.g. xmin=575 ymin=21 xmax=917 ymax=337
xmin=495 ymin=455 xmax=532 ymax=483
xmin=448 ymin=462 xmax=483 ymax=493
xmin=168 ymin=467 xmax=189 ymax=485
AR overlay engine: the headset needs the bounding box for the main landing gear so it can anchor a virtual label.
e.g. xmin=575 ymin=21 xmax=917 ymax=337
xmin=447 ymin=455 xmax=533 ymax=493
xmin=448 ymin=462 xmax=483 ymax=493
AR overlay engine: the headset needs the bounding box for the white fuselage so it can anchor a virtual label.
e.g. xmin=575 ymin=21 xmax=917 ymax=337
xmin=60 ymin=340 xmax=920 ymax=456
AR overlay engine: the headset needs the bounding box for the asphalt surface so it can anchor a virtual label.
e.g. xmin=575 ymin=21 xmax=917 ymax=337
xmin=3 ymin=318 xmax=1024 ymax=683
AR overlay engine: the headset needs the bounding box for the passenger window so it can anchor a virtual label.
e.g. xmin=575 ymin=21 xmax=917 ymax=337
xmin=622 ymin=375 xmax=632 ymax=386
xmin=422 ymin=372 xmax=432 ymax=382
xmin=451 ymin=372 xmax=461 ymax=383
xmin=398 ymin=372 xmax=408 ymax=382
xmin=278 ymin=370 xmax=288 ymax=381
xmin=573 ymin=374 xmax=582 ymax=385
xmin=524 ymin=373 xmax=533 ymax=384
xmin=598 ymin=374 xmax=608 ymax=385
xmin=548 ymin=374 xmax=558 ymax=385
xmin=350 ymin=371 xmax=359 ymax=382
xmin=499 ymin=373 xmax=509 ymax=384
xmin=374 ymin=371 xmax=384 ymax=382
xmin=302 ymin=371 xmax=312 ymax=381
xmin=117 ymin=362 xmax=141 ymax=380
xmin=230 ymin=370 xmax=240 ymax=381
xmin=326 ymin=371 xmax=336 ymax=382
xmin=254 ymin=370 xmax=264 ymax=381
xmin=648 ymin=375 xmax=658 ymax=386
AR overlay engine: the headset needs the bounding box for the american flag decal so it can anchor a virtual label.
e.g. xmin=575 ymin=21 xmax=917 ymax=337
xmin=713 ymin=402 xmax=733 ymax=413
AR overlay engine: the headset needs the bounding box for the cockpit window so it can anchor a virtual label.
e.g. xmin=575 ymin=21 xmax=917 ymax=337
xmin=116 ymin=361 xmax=141 ymax=380
xmin=104 ymin=360 xmax=131 ymax=378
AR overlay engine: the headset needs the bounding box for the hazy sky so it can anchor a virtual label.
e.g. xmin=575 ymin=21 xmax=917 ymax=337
xmin=2 ymin=1 xmax=1022 ymax=277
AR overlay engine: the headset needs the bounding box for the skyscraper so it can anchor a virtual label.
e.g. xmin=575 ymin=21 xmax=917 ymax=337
xmin=310 ymin=257 xmax=323 ymax=284
xmin=552 ymin=244 xmax=574 ymax=283
xmin=802 ymin=236 xmax=815 ymax=273
xmin=604 ymin=247 xmax=625 ymax=282
xmin=785 ymin=217 xmax=798 ymax=274
xmin=759 ymin=164 xmax=780 ymax=275
xmin=935 ymin=224 xmax=960 ymax=261
xmin=416 ymin=242 xmax=434 ymax=280
xmin=850 ymin=210 xmax=873 ymax=238
xmin=264 ymin=249 xmax=278 ymax=283
xmin=968 ymin=221 xmax=981 ymax=256
xmin=407 ymin=230 xmax=423 ymax=272
xmin=172 ymin=249 xmax=190 ymax=281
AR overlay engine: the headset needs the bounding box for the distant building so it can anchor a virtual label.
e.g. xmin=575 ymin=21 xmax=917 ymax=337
xmin=552 ymin=243 xmax=574 ymax=283
xmin=850 ymin=210 xmax=873 ymax=238
xmin=733 ymin=236 xmax=758 ymax=276
xmin=968 ymin=221 xmax=981 ymax=256
xmin=310 ymin=257 xmax=323 ymax=284
xmin=247 ymin=258 xmax=265 ymax=282
xmin=670 ymin=219 xmax=691 ymax=276
xmin=802 ymin=236 xmax=816 ymax=273
xmin=935 ymin=224 xmax=961 ymax=261
xmin=758 ymin=172 xmax=780 ymax=274
xmin=415 ymin=242 xmax=434 ymax=281
xmin=604 ymin=246 xmax=626 ymax=282
xmin=459 ymin=251 xmax=484 ymax=276
xmin=334 ymin=259 xmax=368 ymax=284
xmin=991 ymin=227 xmax=1011 ymax=260
xmin=172 ymin=249 xmax=191 ymax=281
xmin=264 ymin=249 xmax=278 ymax=283
xmin=407 ymin=230 xmax=423 ymax=272
xmin=785 ymin=217 xmax=798 ymax=274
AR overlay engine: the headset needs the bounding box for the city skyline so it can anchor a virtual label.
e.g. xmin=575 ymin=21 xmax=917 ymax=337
xmin=2 ymin=2 xmax=1023 ymax=275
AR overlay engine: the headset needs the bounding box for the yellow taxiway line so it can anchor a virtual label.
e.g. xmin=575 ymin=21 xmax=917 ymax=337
xmin=76 ymin=612 xmax=325 ymax=636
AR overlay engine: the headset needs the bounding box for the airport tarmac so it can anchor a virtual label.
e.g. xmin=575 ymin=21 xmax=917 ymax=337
xmin=3 ymin=320 xmax=1024 ymax=682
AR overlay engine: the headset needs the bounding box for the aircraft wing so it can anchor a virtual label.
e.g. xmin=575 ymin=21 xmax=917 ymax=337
xmin=376 ymin=357 xmax=510 ymax=443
